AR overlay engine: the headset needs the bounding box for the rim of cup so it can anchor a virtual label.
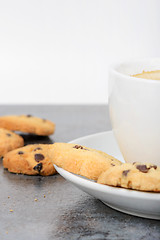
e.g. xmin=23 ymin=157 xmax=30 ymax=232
xmin=110 ymin=58 xmax=160 ymax=84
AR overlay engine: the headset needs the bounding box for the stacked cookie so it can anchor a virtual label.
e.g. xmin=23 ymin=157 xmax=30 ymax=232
xmin=0 ymin=114 xmax=56 ymax=176
xmin=0 ymin=128 xmax=24 ymax=156
xmin=0 ymin=115 xmax=55 ymax=136
xmin=97 ymin=162 xmax=160 ymax=192
xmin=52 ymin=143 xmax=121 ymax=180
xmin=3 ymin=144 xmax=56 ymax=176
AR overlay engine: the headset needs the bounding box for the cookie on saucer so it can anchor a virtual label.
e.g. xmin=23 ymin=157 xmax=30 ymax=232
xmin=97 ymin=162 xmax=160 ymax=192
xmin=0 ymin=115 xmax=55 ymax=136
xmin=0 ymin=128 xmax=24 ymax=157
xmin=3 ymin=144 xmax=56 ymax=176
xmin=52 ymin=143 xmax=121 ymax=180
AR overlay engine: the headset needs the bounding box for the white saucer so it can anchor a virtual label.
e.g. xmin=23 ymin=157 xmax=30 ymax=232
xmin=54 ymin=131 xmax=160 ymax=220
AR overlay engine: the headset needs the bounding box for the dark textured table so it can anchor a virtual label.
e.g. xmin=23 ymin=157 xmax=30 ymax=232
xmin=0 ymin=105 xmax=160 ymax=240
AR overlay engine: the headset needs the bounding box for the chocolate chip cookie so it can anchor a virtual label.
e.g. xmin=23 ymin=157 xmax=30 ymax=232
xmin=97 ymin=162 xmax=160 ymax=192
xmin=0 ymin=115 xmax=55 ymax=136
xmin=3 ymin=144 xmax=56 ymax=176
xmin=52 ymin=143 xmax=121 ymax=180
xmin=0 ymin=128 xmax=24 ymax=156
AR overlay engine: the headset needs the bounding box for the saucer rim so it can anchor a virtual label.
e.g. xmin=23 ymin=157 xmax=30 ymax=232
xmin=54 ymin=130 xmax=160 ymax=200
xmin=54 ymin=164 xmax=160 ymax=200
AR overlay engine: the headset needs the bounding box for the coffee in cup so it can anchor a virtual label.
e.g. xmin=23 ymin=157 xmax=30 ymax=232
xmin=133 ymin=70 xmax=160 ymax=80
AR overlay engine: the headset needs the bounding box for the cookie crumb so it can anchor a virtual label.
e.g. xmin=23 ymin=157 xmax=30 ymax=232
xmin=34 ymin=198 xmax=38 ymax=201
xmin=6 ymin=231 xmax=8 ymax=234
xmin=8 ymin=196 xmax=10 ymax=199
xmin=43 ymin=194 xmax=46 ymax=198
xmin=9 ymin=209 xmax=13 ymax=212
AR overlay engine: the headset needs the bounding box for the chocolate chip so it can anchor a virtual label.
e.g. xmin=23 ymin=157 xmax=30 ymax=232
xmin=33 ymin=147 xmax=42 ymax=151
xmin=122 ymin=170 xmax=130 ymax=176
xmin=111 ymin=163 xmax=115 ymax=166
xmin=136 ymin=165 xmax=149 ymax=173
xmin=73 ymin=145 xmax=84 ymax=149
xmin=6 ymin=133 xmax=11 ymax=137
xmin=136 ymin=164 xmax=157 ymax=173
xmin=26 ymin=114 xmax=32 ymax=117
xmin=33 ymin=163 xmax=42 ymax=172
xmin=43 ymin=119 xmax=46 ymax=122
xmin=0 ymin=157 xmax=3 ymax=161
xmin=18 ymin=151 xmax=24 ymax=155
xmin=73 ymin=145 xmax=88 ymax=150
xmin=150 ymin=165 xmax=157 ymax=170
xmin=34 ymin=153 xmax=45 ymax=162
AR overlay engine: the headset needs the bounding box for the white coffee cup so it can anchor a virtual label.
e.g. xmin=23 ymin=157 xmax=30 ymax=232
xmin=109 ymin=58 xmax=160 ymax=165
